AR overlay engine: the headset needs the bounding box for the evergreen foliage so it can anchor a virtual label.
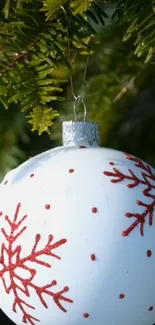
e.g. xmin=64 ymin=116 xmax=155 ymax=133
xmin=0 ymin=0 xmax=106 ymax=134
xmin=113 ymin=0 xmax=155 ymax=62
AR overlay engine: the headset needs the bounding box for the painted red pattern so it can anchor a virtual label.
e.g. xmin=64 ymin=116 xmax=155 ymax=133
xmin=69 ymin=168 xmax=74 ymax=173
xmin=90 ymin=254 xmax=96 ymax=261
xmin=103 ymin=153 xmax=155 ymax=237
xmin=45 ymin=204 xmax=51 ymax=210
xmin=147 ymin=249 xmax=152 ymax=257
xmin=92 ymin=207 xmax=98 ymax=213
xmin=0 ymin=203 xmax=73 ymax=325
xmin=119 ymin=294 xmax=125 ymax=299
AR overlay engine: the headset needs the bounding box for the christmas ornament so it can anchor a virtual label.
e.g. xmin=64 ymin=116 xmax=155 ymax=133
xmin=0 ymin=117 xmax=155 ymax=325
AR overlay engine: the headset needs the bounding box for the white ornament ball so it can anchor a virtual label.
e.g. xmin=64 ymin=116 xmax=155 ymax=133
xmin=0 ymin=121 xmax=155 ymax=325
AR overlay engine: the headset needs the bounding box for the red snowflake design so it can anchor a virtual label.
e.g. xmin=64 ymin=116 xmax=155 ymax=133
xmin=103 ymin=153 xmax=155 ymax=236
xmin=0 ymin=203 xmax=73 ymax=325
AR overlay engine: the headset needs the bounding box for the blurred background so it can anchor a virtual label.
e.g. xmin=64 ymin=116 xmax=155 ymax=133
xmin=1 ymin=1 xmax=155 ymax=324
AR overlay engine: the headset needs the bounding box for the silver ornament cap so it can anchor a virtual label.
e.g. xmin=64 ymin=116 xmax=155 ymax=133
xmin=62 ymin=121 xmax=100 ymax=147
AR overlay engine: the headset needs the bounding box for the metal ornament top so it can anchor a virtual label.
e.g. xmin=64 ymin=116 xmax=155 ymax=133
xmin=62 ymin=93 xmax=100 ymax=147
xmin=62 ymin=121 xmax=100 ymax=147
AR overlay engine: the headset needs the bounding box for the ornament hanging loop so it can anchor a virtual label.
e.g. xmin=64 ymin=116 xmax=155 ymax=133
xmin=73 ymin=95 xmax=87 ymax=122
xmin=61 ymin=5 xmax=89 ymax=122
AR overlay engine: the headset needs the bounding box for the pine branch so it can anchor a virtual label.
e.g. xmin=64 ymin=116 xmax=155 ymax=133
xmin=0 ymin=0 xmax=107 ymax=134
xmin=113 ymin=0 xmax=155 ymax=63
xmin=41 ymin=0 xmax=67 ymax=21
xmin=27 ymin=106 xmax=59 ymax=135
xmin=70 ymin=0 xmax=94 ymax=15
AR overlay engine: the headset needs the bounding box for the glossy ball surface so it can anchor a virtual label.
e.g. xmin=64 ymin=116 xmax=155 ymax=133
xmin=0 ymin=145 xmax=155 ymax=325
